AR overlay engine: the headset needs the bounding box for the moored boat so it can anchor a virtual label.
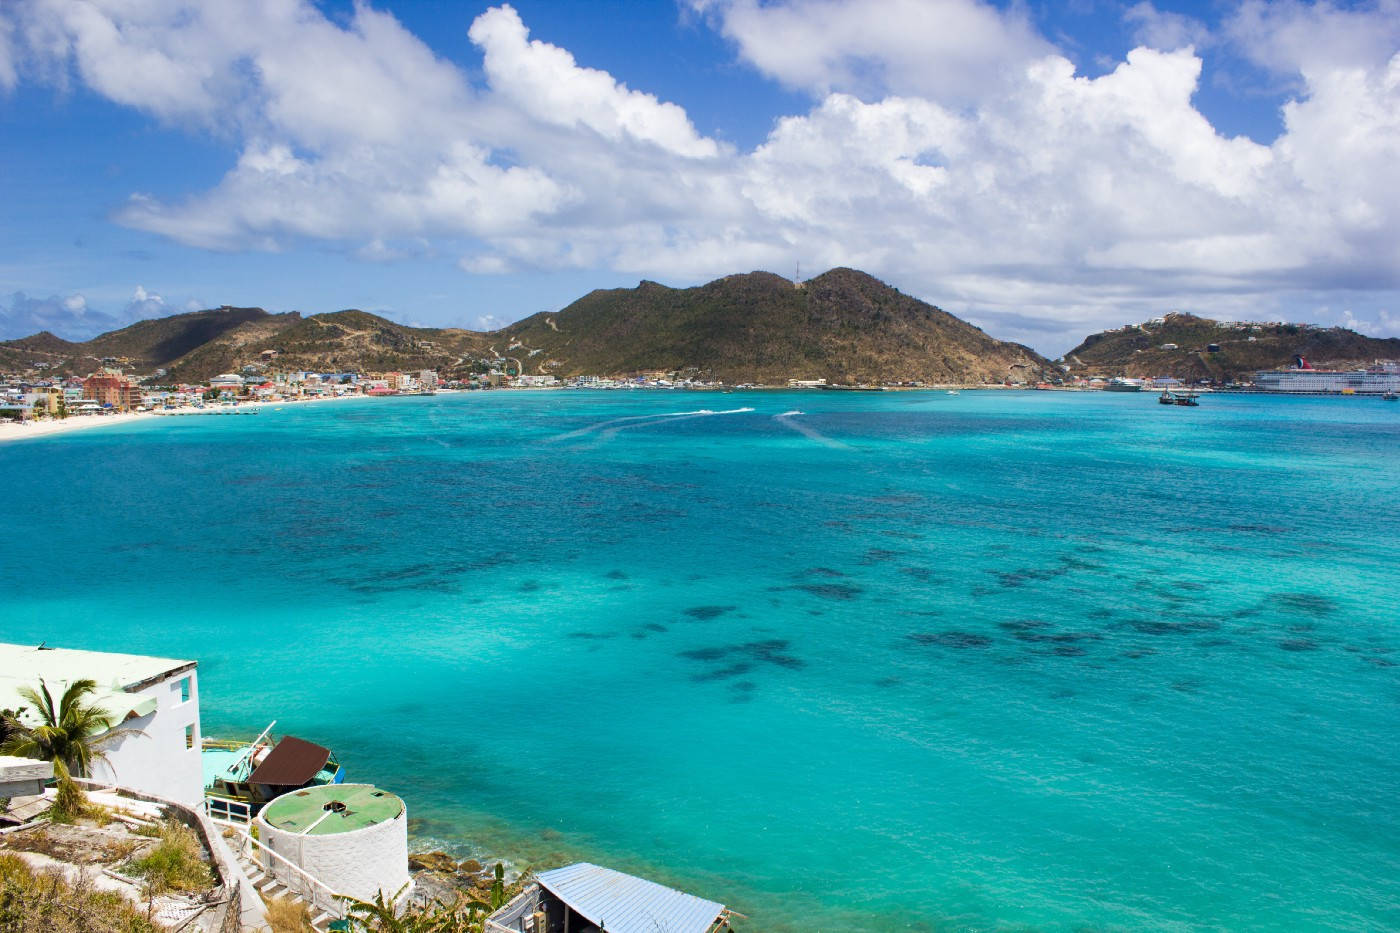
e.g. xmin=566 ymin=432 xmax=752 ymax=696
xmin=203 ymin=721 xmax=345 ymax=821
xmin=1158 ymin=390 xmax=1199 ymax=407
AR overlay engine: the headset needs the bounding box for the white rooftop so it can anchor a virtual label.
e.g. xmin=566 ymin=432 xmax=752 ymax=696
xmin=0 ymin=755 xmax=53 ymax=781
xmin=0 ymin=643 xmax=194 ymax=722
xmin=536 ymin=863 xmax=726 ymax=933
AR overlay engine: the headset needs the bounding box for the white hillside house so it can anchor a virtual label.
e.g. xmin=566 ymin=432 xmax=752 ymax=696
xmin=0 ymin=643 xmax=203 ymax=807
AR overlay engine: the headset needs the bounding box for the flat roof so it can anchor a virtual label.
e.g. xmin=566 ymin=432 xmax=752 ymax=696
xmin=0 ymin=642 xmax=194 ymax=695
xmin=1 ymin=644 xmax=194 ymax=728
xmin=0 ymin=755 xmax=53 ymax=781
xmin=260 ymin=784 xmax=403 ymax=835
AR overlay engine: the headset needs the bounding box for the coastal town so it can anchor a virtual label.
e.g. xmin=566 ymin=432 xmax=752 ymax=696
xmin=4 ymin=357 xmax=1400 ymax=437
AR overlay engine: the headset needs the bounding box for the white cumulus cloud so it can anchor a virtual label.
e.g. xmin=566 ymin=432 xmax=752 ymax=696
xmin=689 ymin=0 xmax=1050 ymax=103
xmin=0 ymin=14 xmax=17 ymax=90
xmin=470 ymin=5 xmax=721 ymax=159
xmin=1124 ymin=2 xmax=1212 ymax=52
xmin=1 ymin=0 xmax=1398 ymax=351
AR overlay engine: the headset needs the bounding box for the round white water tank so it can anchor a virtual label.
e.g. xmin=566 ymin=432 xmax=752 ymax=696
xmin=256 ymin=783 xmax=409 ymax=904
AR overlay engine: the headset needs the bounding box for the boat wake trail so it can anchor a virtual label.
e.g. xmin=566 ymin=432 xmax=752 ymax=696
xmin=774 ymin=410 xmax=850 ymax=449
xmin=554 ymin=407 xmax=755 ymax=445
xmin=547 ymin=411 xmax=679 ymax=443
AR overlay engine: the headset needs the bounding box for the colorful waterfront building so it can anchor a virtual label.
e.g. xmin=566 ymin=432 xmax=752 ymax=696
xmin=82 ymin=369 xmax=142 ymax=410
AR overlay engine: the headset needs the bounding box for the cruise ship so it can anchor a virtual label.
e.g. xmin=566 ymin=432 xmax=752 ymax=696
xmin=1253 ymin=358 xmax=1400 ymax=395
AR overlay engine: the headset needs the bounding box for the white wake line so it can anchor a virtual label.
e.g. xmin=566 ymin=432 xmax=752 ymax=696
xmin=553 ymin=407 xmax=755 ymax=444
xmin=548 ymin=409 xmax=716 ymax=442
xmin=774 ymin=411 xmax=851 ymax=449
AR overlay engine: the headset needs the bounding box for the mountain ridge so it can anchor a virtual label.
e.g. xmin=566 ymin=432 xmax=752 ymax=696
xmin=500 ymin=268 xmax=1050 ymax=384
xmin=1062 ymin=312 xmax=1400 ymax=381
xmin=21 ymin=273 xmax=1396 ymax=386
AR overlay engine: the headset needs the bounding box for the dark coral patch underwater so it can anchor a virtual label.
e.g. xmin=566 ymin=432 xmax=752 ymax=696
xmin=793 ymin=583 xmax=864 ymax=600
xmin=683 ymin=605 xmax=738 ymax=621
xmin=678 ymin=639 xmax=806 ymax=674
xmin=1266 ymin=592 xmax=1338 ymax=616
xmin=908 ymin=631 xmax=992 ymax=649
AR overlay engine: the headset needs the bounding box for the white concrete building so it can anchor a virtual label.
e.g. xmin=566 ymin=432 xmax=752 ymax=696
xmin=0 ymin=643 xmax=203 ymax=807
xmin=209 ymin=373 xmax=245 ymax=391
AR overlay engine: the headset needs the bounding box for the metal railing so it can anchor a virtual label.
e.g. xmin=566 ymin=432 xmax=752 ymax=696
xmin=227 ymin=827 xmax=348 ymax=921
xmin=204 ymin=796 xmax=254 ymax=826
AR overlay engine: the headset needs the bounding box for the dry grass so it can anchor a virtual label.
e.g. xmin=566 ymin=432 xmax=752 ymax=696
xmin=264 ymin=894 xmax=316 ymax=933
xmin=0 ymin=851 xmax=159 ymax=933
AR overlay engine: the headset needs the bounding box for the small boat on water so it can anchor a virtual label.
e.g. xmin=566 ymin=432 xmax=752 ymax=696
xmin=1159 ymin=390 xmax=1199 ymax=407
xmin=203 ymin=721 xmax=344 ymax=820
xmin=1384 ymin=391 xmax=1398 ymax=401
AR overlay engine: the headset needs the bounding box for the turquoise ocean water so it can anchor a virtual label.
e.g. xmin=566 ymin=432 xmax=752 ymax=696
xmin=2 ymin=390 xmax=1398 ymax=931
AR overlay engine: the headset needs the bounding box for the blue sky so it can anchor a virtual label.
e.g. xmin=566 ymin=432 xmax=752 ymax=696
xmin=1 ymin=0 xmax=1398 ymax=354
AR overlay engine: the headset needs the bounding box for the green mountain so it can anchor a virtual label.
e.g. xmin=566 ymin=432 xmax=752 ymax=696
xmin=5 ymin=331 xmax=81 ymax=354
xmin=1062 ymin=312 xmax=1400 ymax=382
xmin=502 ymin=268 xmax=1051 ymax=384
xmin=262 ymin=310 xmax=488 ymax=377
xmin=82 ymin=307 xmax=274 ymax=366
xmin=0 ymin=268 xmax=1053 ymax=384
xmin=0 ymin=307 xmax=290 ymax=379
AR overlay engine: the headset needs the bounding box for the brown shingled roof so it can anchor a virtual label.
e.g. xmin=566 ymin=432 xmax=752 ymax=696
xmin=249 ymin=736 xmax=331 ymax=787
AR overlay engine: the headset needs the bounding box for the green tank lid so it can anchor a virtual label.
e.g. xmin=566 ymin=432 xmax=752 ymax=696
xmin=260 ymin=784 xmax=404 ymax=835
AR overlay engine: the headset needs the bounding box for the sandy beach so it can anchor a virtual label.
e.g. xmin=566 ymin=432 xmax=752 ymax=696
xmin=0 ymin=393 xmax=375 ymax=445
xmin=0 ymin=410 xmax=161 ymax=444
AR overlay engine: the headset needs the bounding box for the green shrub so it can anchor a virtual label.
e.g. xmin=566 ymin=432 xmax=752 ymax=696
xmin=124 ymin=818 xmax=213 ymax=894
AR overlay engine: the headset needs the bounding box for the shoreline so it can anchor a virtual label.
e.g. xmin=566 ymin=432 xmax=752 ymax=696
xmin=0 ymin=386 xmax=1363 ymax=446
xmin=0 ymin=393 xmax=367 ymax=445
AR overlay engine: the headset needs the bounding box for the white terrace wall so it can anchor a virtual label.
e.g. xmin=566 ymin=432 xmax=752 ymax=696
xmin=90 ymin=666 xmax=203 ymax=808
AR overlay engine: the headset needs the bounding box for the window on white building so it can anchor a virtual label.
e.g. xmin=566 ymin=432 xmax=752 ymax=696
xmin=185 ymin=724 xmax=195 ymax=750
xmin=177 ymin=677 xmax=191 ymax=703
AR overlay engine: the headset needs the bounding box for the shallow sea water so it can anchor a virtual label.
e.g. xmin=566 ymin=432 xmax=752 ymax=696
xmin=2 ymin=390 xmax=1398 ymax=931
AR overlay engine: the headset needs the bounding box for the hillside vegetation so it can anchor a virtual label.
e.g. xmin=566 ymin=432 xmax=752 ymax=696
xmin=503 ymin=268 xmax=1050 ymax=384
xmin=0 ymin=269 xmax=1052 ymax=385
xmin=1063 ymin=313 xmax=1400 ymax=381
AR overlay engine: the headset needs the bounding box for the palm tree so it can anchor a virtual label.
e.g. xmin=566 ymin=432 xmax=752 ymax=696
xmin=0 ymin=678 xmax=140 ymax=816
xmin=0 ymin=705 xmax=25 ymax=749
xmin=341 ymin=890 xmax=492 ymax=933
xmin=341 ymin=891 xmax=410 ymax=933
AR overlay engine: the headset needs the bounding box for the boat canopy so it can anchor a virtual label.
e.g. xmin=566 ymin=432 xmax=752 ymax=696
xmin=249 ymin=736 xmax=331 ymax=787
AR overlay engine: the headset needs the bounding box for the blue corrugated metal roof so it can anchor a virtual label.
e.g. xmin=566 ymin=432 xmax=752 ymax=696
xmin=536 ymin=863 xmax=725 ymax=933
